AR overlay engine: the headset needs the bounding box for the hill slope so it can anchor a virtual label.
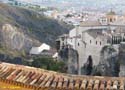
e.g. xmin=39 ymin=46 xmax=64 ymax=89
xmin=0 ymin=3 xmax=73 ymax=56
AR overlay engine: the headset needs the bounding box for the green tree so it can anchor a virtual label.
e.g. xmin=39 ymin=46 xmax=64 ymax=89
xmin=32 ymin=56 xmax=66 ymax=73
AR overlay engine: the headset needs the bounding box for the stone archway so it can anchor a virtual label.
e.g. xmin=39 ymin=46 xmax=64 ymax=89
xmin=81 ymin=55 xmax=93 ymax=75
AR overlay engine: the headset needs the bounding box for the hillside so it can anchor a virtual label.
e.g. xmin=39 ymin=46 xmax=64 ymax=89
xmin=0 ymin=3 xmax=72 ymax=62
xmin=0 ymin=3 xmax=73 ymax=45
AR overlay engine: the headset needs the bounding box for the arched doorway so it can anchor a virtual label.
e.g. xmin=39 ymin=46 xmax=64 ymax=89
xmin=81 ymin=55 xmax=93 ymax=75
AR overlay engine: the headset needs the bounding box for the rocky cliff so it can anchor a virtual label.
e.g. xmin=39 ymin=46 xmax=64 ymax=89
xmin=0 ymin=3 xmax=73 ymax=57
xmin=0 ymin=3 xmax=73 ymax=47
xmin=59 ymin=46 xmax=79 ymax=74
xmin=0 ymin=24 xmax=40 ymax=52
xmin=81 ymin=45 xmax=120 ymax=77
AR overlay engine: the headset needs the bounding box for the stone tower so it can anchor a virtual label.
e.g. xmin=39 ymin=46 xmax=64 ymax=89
xmin=106 ymin=10 xmax=117 ymax=23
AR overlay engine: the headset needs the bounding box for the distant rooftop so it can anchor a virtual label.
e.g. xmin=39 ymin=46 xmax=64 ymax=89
xmin=79 ymin=22 xmax=125 ymax=27
xmin=80 ymin=21 xmax=101 ymax=27
xmin=106 ymin=10 xmax=116 ymax=15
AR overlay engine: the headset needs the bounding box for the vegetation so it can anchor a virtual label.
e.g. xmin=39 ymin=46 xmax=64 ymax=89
xmin=0 ymin=52 xmax=67 ymax=73
xmin=31 ymin=56 xmax=67 ymax=73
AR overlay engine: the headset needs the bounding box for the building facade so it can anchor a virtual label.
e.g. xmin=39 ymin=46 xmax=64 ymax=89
xmin=57 ymin=24 xmax=125 ymax=74
xmin=57 ymin=11 xmax=125 ymax=75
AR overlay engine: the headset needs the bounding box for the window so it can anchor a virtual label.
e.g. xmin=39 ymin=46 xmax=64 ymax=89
xmin=61 ymin=37 xmax=65 ymax=41
xmin=78 ymin=42 xmax=80 ymax=46
xmin=123 ymin=37 xmax=125 ymax=42
xmin=62 ymin=42 xmax=64 ymax=46
xmin=110 ymin=18 xmax=112 ymax=22
xmin=90 ymin=40 xmax=92 ymax=44
xmin=96 ymin=41 xmax=97 ymax=45
xmin=100 ymin=41 xmax=101 ymax=45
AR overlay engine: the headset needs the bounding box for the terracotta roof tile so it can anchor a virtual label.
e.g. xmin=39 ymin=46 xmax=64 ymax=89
xmin=39 ymin=75 xmax=50 ymax=87
xmin=0 ymin=62 xmax=124 ymax=90
xmin=93 ymin=80 xmax=100 ymax=90
xmin=113 ymin=80 xmax=119 ymax=90
xmin=63 ymin=78 xmax=69 ymax=89
xmin=57 ymin=76 xmax=63 ymax=89
xmin=69 ymin=79 xmax=74 ymax=89
xmin=74 ymin=79 xmax=81 ymax=89
xmin=45 ymin=75 xmax=54 ymax=88
xmin=80 ymin=79 xmax=88 ymax=89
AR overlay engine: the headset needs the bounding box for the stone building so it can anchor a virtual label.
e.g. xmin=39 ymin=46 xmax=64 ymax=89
xmin=57 ymin=23 xmax=125 ymax=75
xmin=106 ymin=10 xmax=117 ymax=23
xmin=69 ymin=24 xmax=125 ymax=74
xmin=57 ymin=11 xmax=125 ymax=75
xmin=56 ymin=34 xmax=69 ymax=51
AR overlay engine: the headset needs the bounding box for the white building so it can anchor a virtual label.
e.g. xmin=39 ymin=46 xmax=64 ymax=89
xmin=56 ymin=34 xmax=69 ymax=51
xmin=30 ymin=43 xmax=50 ymax=55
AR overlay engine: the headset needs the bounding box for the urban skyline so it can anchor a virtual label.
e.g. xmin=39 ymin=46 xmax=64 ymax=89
xmin=16 ymin=0 xmax=125 ymax=13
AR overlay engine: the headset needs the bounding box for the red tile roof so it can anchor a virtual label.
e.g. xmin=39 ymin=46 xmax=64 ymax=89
xmin=0 ymin=62 xmax=124 ymax=90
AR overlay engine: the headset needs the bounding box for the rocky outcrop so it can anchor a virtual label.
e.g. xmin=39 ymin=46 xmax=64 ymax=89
xmin=81 ymin=45 xmax=120 ymax=77
xmin=0 ymin=3 xmax=73 ymax=47
xmin=119 ymin=42 xmax=125 ymax=76
xmin=0 ymin=24 xmax=40 ymax=52
xmin=68 ymin=47 xmax=79 ymax=74
xmin=59 ymin=45 xmax=120 ymax=76
xmin=59 ymin=46 xmax=79 ymax=74
xmin=92 ymin=45 xmax=120 ymax=76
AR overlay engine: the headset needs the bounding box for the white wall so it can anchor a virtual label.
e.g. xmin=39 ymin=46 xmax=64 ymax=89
xmin=68 ymin=26 xmax=109 ymax=74
xmin=83 ymin=33 xmax=106 ymax=65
